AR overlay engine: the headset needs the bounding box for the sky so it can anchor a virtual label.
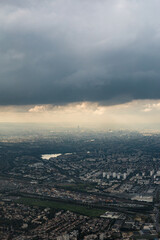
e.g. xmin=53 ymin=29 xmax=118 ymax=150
xmin=1 ymin=0 xmax=160 ymax=129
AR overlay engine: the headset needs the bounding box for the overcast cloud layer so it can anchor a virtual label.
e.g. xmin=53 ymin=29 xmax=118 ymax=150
xmin=1 ymin=0 xmax=160 ymax=106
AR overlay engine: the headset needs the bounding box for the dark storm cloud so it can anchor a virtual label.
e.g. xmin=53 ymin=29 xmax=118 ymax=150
xmin=1 ymin=0 xmax=160 ymax=105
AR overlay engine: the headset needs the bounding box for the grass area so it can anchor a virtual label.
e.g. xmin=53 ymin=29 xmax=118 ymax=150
xmin=56 ymin=183 xmax=97 ymax=192
xmin=17 ymin=197 xmax=105 ymax=217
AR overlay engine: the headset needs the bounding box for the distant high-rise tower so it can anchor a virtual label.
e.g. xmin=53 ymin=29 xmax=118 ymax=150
xmin=113 ymin=172 xmax=116 ymax=178
xmin=123 ymin=173 xmax=127 ymax=180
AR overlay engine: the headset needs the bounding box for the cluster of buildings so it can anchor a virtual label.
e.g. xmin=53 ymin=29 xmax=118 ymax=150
xmin=1 ymin=131 xmax=160 ymax=238
xmin=0 ymin=200 xmax=158 ymax=240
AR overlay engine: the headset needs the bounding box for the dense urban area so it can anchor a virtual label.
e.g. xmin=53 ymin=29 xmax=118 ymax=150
xmin=0 ymin=124 xmax=160 ymax=239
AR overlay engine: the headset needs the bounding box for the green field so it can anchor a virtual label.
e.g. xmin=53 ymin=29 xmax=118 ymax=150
xmin=55 ymin=183 xmax=97 ymax=192
xmin=17 ymin=197 xmax=105 ymax=217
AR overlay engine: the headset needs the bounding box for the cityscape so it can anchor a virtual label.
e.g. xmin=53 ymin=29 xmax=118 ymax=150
xmin=1 ymin=0 xmax=160 ymax=239
xmin=0 ymin=127 xmax=160 ymax=239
